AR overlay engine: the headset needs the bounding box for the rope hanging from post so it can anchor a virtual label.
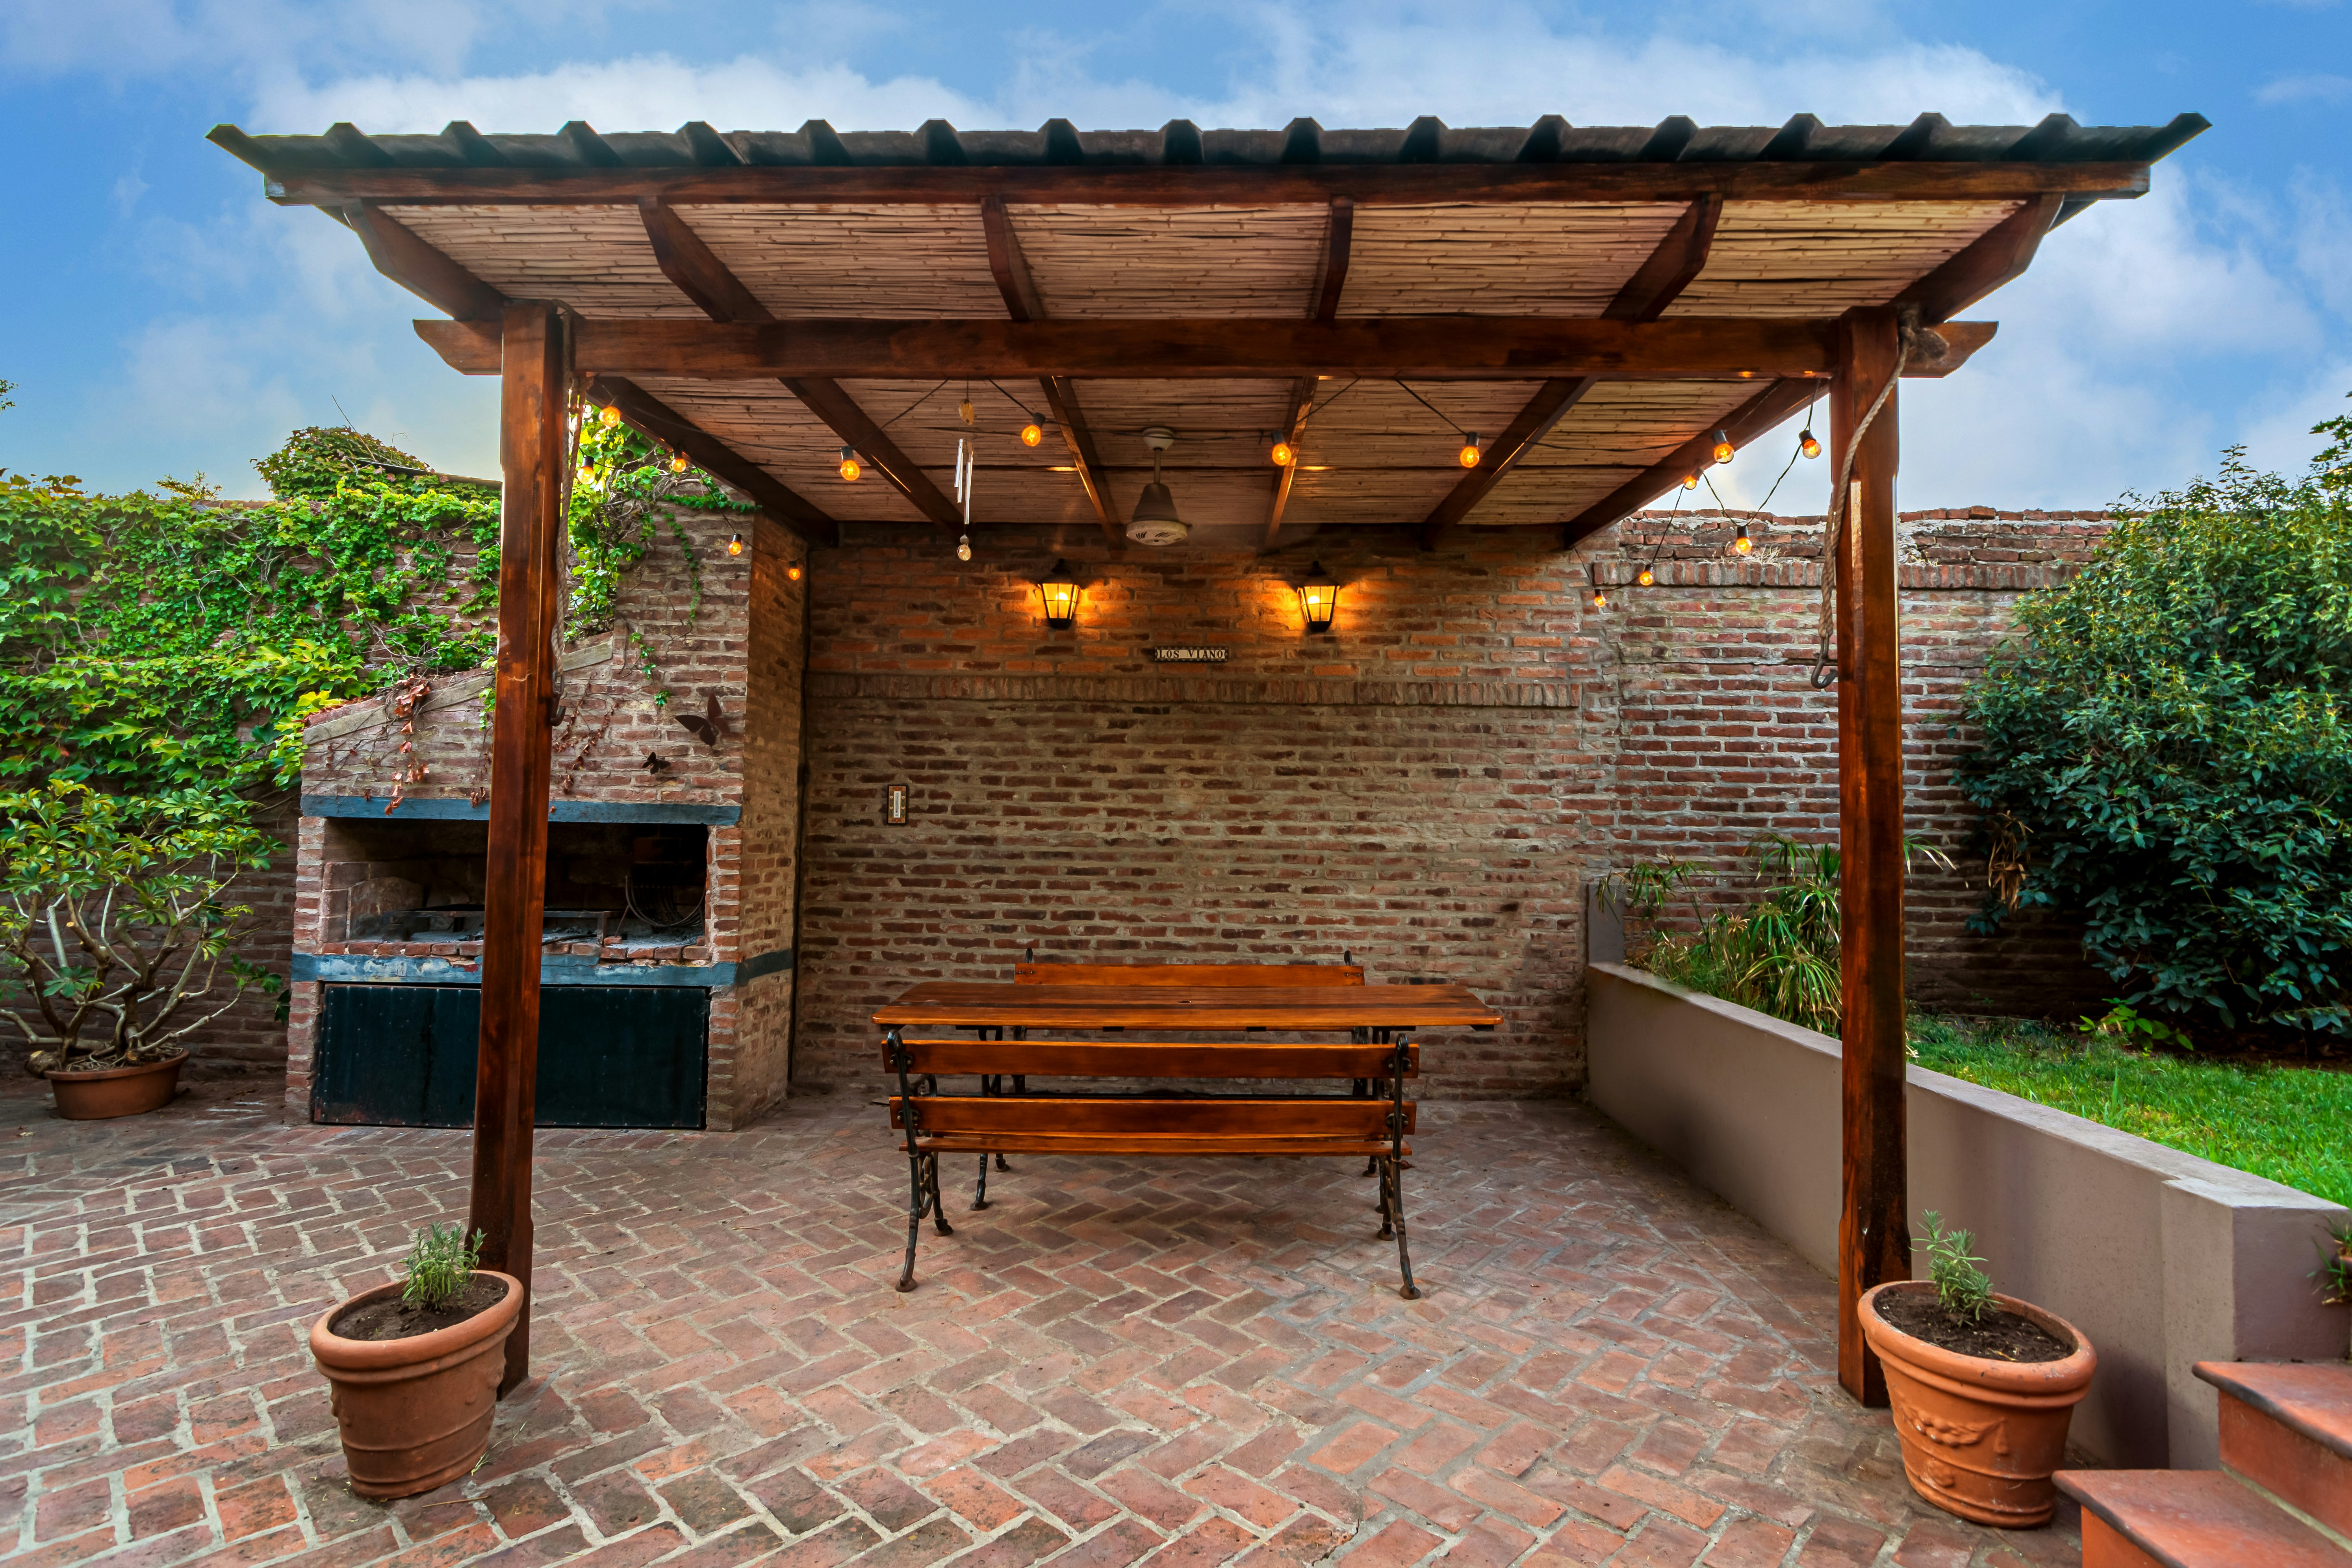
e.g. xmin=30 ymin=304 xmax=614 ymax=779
xmin=1807 ymin=308 xmax=1948 ymax=690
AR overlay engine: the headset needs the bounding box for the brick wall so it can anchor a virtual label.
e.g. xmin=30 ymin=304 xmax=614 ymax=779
xmin=787 ymin=510 xmax=2117 ymax=1102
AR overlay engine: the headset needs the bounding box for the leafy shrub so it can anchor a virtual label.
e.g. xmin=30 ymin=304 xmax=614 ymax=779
xmin=1961 ymin=433 xmax=2352 ymax=1032
xmin=401 ymin=1222 xmax=486 ymax=1310
xmin=0 ymin=781 xmax=278 ymax=1072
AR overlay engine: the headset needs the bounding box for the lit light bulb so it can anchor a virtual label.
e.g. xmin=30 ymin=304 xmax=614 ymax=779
xmin=1637 ymin=566 xmax=1655 ymax=587
xmin=838 ymin=445 xmax=861 ymax=483
xmin=1799 ymin=429 xmax=1822 ymax=460
xmin=1682 ymin=474 xmax=1699 ymax=490
xmin=1458 ymin=434 xmax=1482 ymax=469
xmin=670 ymin=451 xmax=690 ymax=473
xmin=577 ymin=465 xmax=595 ymax=485
xmin=727 ymin=532 xmax=745 ymax=557
xmin=1271 ymin=438 xmax=1296 ymax=468
xmin=1591 ymin=587 xmax=1608 ymax=611
xmin=1020 ymin=422 xmax=1043 ymax=447
xmin=1732 ymin=523 xmax=1754 ymax=557
xmin=786 ymin=564 xmax=804 ymax=582
xmin=598 ymin=405 xmax=621 ymax=427
xmin=1712 ymin=430 xmax=1735 ymax=465
xmin=956 ymin=533 xmax=972 ymax=563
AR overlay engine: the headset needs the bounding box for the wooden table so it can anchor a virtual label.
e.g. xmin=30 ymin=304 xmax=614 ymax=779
xmin=872 ymin=982 xmax=1502 ymax=1034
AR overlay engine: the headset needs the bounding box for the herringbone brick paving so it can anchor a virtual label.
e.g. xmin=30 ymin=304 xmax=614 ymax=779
xmin=2 ymin=1073 xmax=2085 ymax=1566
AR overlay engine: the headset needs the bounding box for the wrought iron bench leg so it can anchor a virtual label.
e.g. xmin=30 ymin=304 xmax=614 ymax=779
xmin=1385 ymin=1036 xmax=1421 ymax=1299
xmin=1383 ymin=1157 xmax=1421 ymax=1301
xmin=896 ymin=1150 xmax=924 ymax=1292
xmin=926 ymin=1154 xmax=955 ymax=1236
xmin=974 ymin=1152 xmax=991 ymax=1210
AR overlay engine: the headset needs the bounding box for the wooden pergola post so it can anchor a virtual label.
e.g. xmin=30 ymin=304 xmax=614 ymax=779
xmin=1833 ymin=304 xmax=1909 ymax=1407
xmin=469 ymin=299 xmax=567 ymax=1396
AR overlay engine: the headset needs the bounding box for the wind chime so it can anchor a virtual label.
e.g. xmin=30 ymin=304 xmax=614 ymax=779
xmin=953 ymin=392 xmax=976 ymax=561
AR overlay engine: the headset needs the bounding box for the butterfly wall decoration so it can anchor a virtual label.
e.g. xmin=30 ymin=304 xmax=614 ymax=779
xmin=676 ymin=692 xmax=730 ymax=749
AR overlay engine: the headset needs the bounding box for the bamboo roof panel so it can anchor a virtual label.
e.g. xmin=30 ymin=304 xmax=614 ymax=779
xmin=633 ymin=377 xmax=930 ymax=521
xmin=677 ymin=205 xmax=1008 ymax=318
xmin=1668 ymin=200 xmax=2022 ymax=316
xmin=1339 ymin=203 xmax=1689 ymax=317
xmin=1010 ymin=204 xmax=1331 ymax=318
xmin=383 ymin=205 xmax=703 ymax=318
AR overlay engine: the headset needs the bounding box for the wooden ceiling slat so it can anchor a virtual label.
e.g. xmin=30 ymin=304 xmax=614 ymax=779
xmin=1009 ymin=204 xmax=1331 ymax=319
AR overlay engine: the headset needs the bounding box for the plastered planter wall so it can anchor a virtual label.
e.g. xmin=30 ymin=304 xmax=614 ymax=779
xmin=1584 ymin=962 xmax=2350 ymax=1469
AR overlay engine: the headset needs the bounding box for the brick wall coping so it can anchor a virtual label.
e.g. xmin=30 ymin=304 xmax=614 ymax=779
xmin=299 ymin=793 xmax=740 ymax=824
xmin=806 ymin=670 xmax=1581 ymax=710
xmin=1600 ymin=562 xmax=2076 ymax=591
xmin=1623 ymin=506 xmax=2122 ymax=524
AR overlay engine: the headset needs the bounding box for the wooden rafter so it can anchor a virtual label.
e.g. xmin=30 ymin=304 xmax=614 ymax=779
xmin=639 ymin=199 xmax=958 ymax=529
xmin=339 ymin=202 xmax=504 ymax=320
xmin=1557 ymin=377 xmax=1823 ymax=547
xmin=981 ymin=195 xmax=1119 ymax=545
xmin=1417 ymin=197 xmax=1720 ymax=548
xmin=1263 ymin=199 xmax=1354 ymax=549
xmin=590 ymin=376 xmax=839 ymax=548
xmin=1894 ymin=193 xmax=2063 ymax=322
xmin=260 ymin=159 xmax=2157 ymax=210
xmin=420 ymin=314 xmax=1996 ymax=382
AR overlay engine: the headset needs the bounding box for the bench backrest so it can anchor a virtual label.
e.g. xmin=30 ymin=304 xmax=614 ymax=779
xmin=892 ymin=1095 xmax=1414 ymax=1139
xmin=1013 ymin=962 xmax=1364 ymax=987
xmin=887 ymin=1035 xmax=1415 ymax=1080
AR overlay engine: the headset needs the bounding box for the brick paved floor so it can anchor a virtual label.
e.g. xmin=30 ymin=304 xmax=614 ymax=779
xmin=1 ymin=1073 xmax=2087 ymax=1568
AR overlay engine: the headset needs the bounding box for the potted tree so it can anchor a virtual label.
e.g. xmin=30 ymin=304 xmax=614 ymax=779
xmin=311 ymin=1223 xmax=522 ymax=1499
xmin=1859 ymin=1214 xmax=2097 ymax=1527
xmin=0 ymin=781 xmax=279 ymax=1118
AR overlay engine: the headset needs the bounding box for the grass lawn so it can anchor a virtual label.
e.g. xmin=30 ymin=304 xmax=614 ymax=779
xmin=1907 ymin=1015 xmax=2352 ymax=1210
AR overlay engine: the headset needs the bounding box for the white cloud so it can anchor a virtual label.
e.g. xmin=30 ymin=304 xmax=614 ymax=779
xmin=2256 ymin=73 xmax=2352 ymax=104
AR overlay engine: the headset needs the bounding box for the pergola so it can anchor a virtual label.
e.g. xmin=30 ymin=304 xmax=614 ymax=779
xmin=214 ymin=109 xmax=2201 ymax=1405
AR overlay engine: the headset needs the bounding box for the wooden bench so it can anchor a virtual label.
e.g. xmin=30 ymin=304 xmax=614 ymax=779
xmin=881 ymin=1030 xmax=1422 ymax=1299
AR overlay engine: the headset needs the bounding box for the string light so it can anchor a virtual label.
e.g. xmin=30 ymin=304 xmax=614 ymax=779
xmin=1732 ymin=522 xmax=1754 ymax=557
xmin=1712 ymin=430 xmax=1736 ymax=465
xmin=838 ymin=445 xmax=862 ymax=482
xmin=1270 ymin=436 xmax=1297 ymax=468
xmin=956 ymin=533 xmax=972 ymax=562
xmin=1588 ymin=565 xmax=1607 ymax=612
xmin=598 ymin=405 xmax=621 ymax=428
xmin=1020 ymin=422 xmax=1044 ymax=447
xmin=1637 ymin=566 xmax=1655 ymax=587
xmin=670 ymin=451 xmax=690 ymax=473
xmin=727 ymin=532 xmax=745 ymax=557
xmin=786 ymin=564 xmax=804 ymax=582
xmin=1682 ymin=474 xmax=1700 ymax=490
xmin=1458 ymin=432 xmax=1483 ymax=469
xmin=1799 ymin=429 xmax=1822 ymax=460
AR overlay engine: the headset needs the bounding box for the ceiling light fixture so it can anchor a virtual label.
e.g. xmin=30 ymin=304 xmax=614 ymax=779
xmin=1127 ymin=427 xmax=1187 ymax=547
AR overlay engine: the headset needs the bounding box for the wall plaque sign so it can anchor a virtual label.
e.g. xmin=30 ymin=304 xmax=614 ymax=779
xmin=1151 ymin=646 xmax=1230 ymax=663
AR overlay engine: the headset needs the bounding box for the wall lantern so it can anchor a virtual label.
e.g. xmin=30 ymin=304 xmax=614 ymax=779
xmin=1299 ymin=561 xmax=1339 ymax=634
xmin=1038 ymin=559 xmax=1081 ymax=629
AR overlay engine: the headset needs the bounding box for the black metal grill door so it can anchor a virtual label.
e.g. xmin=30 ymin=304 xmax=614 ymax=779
xmin=313 ymin=984 xmax=708 ymax=1129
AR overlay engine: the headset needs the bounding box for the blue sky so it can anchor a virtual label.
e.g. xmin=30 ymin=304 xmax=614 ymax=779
xmin=2 ymin=0 xmax=2346 ymax=510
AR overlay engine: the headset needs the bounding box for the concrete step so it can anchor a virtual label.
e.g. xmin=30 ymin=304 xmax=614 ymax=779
xmin=2196 ymin=1360 xmax=2352 ymax=1541
xmin=2058 ymin=1470 xmax=2350 ymax=1568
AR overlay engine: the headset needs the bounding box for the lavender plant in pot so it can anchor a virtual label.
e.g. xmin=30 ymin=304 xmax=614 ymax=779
xmin=1859 ymin=1214 xmax=2098 ymax=1527
xmin=312 ymin=1223 xmax=522 ymax=1499
xmin=1 ymin=782 xmax=279 ymax=1117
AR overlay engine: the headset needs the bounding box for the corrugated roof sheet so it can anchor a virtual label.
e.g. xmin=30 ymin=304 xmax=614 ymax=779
xmin=213 ymin=111 xmax=2208 ymax=178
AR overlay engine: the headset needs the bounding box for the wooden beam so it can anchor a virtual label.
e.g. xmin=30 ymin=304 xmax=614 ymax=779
xmin=981 ymin=195 xmax=1119 ymax=544
xmin=1419 ymin=379 xmax=1595 ymax=548
xmin=340 ymin=202 xmax=505 ymax=320
xmin=470 ymin=301 xmax=564 ymax=1397
xmin=1419 ymin=197 xmax=1722 ymax=547
xmin=1604 ymin=196 xmax=1721 ymax=323
xmin=590 ymin=376 xmax=840 ymax=548
xmin=1556 ymin=378 xmax=1823 ymax=547
xmin=264 ymin=159 xmax=2157 ymax=210
xmin=1261 ymin=200 xmax=1357 ymax=549
xmin=421 ymin=314 xmax=1994 ymax=383
xmin=638 ymin=195 xmax=768 ymax=322
xmin=1894 ymin=193 xmax=2063 ymax=322
xmin=638 ymin=199 xmax=954 ymax=530
xmin=1834 ymin=305 xmax=1908 ymax=1410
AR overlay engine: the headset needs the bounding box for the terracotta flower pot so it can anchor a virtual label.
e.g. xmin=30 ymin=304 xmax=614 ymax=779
xmin=1859 ymin=1281 xmax=2095 ymax=1527
xmin=310 ymin=1271 xmax=522 ymax=1499
xmin=45 ymin=1052 xmax=186 ymax=1120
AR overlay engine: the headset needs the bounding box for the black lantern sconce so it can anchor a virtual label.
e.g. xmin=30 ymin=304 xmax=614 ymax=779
xmin=1038 ymin=559 xmax=1081 ymax=630
xmin=1298 ymin=561 xmax=1339 ymax=635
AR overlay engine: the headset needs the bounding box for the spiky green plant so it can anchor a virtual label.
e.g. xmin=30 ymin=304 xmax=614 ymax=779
xmin=1915 ymin=1210 xmax=1994 ymax=1324
xmin=400 ymin=1223 xmax=485 ymax=1310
